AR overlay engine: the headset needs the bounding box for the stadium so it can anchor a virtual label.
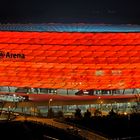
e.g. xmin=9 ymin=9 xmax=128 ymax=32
xmin=0 ymin=23 xmax=140 ymax=116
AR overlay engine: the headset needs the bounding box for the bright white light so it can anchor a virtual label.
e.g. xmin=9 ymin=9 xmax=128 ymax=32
xmin=124 ymin=112 xmax=127 ymax=115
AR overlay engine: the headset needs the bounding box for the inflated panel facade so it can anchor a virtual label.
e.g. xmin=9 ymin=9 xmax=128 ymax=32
xmin=0 ymin=31 xmax=140 ymax=89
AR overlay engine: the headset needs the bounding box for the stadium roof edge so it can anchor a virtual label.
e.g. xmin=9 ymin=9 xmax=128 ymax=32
xmin=0 ymin=23 xmax=140 ymax=32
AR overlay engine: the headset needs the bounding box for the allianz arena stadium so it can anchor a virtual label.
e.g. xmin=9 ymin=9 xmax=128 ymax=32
xmin=0 ymin=23 xmax=140 ymax=115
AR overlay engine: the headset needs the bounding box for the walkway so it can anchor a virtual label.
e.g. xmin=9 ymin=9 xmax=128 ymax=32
xmin=15 ymin=116 xmax=107 ymax=140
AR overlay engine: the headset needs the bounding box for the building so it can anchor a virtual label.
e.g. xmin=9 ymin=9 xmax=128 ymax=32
xmin=0 ymin=24 xmax=140 ymax=91
xmin=0 ymin=24 xmax=140 ymax=114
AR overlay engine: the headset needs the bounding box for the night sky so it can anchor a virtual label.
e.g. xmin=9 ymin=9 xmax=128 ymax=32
xmin=0 ymin=0 xmax=140 ymax=24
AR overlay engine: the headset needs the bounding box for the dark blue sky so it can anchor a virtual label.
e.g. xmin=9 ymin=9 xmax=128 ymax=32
xmin=0 ymin=0 xmax=140 ymax=24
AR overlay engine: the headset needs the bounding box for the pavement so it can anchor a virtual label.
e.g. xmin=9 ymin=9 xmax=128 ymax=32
xmin=15 ymin=116 xmax=107 ymax=140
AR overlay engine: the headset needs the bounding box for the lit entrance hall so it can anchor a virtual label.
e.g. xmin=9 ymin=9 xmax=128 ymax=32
xmin=0 ymin=86 xmax=140 ymax=117
xmin=0 ymin=97 xmax=138 ymax=118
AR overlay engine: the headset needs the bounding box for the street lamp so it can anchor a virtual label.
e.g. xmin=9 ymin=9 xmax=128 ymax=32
xmin=7 ymin=106 xmax=11 ymax=120
xmin=48 ymin=99 xmax=52 ymax=110
xmin=100 ymin=101 xmax=103 ymax=112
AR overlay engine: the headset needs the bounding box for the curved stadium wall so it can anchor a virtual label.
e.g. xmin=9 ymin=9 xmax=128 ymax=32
xmin=0 ymin=24 xmax=140 ymax=92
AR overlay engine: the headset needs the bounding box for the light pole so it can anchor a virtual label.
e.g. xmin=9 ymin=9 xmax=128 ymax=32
xmin=7 ymin=106 xmax=11 ymax=120
xmin=48 ymin=98 xmax=52 ymax=110
xmin=48 ymin=99 xmax=53 ymax=118
xmin=100 ymin=101 xmax=103 ymax=114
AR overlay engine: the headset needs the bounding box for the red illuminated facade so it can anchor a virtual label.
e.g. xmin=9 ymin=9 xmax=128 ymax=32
xmin=0 ymin=31 xmax=140 ymax=89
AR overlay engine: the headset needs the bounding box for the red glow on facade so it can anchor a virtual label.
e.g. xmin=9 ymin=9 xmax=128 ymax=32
xmin=0 ymin=31 xmax=140 ymax=89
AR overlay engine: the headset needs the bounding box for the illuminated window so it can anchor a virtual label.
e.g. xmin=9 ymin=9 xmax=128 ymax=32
xmin=95 ymin=70 xmax=104 ymax=76
xmin=111 ymin=70 xmax=122 ymax=75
